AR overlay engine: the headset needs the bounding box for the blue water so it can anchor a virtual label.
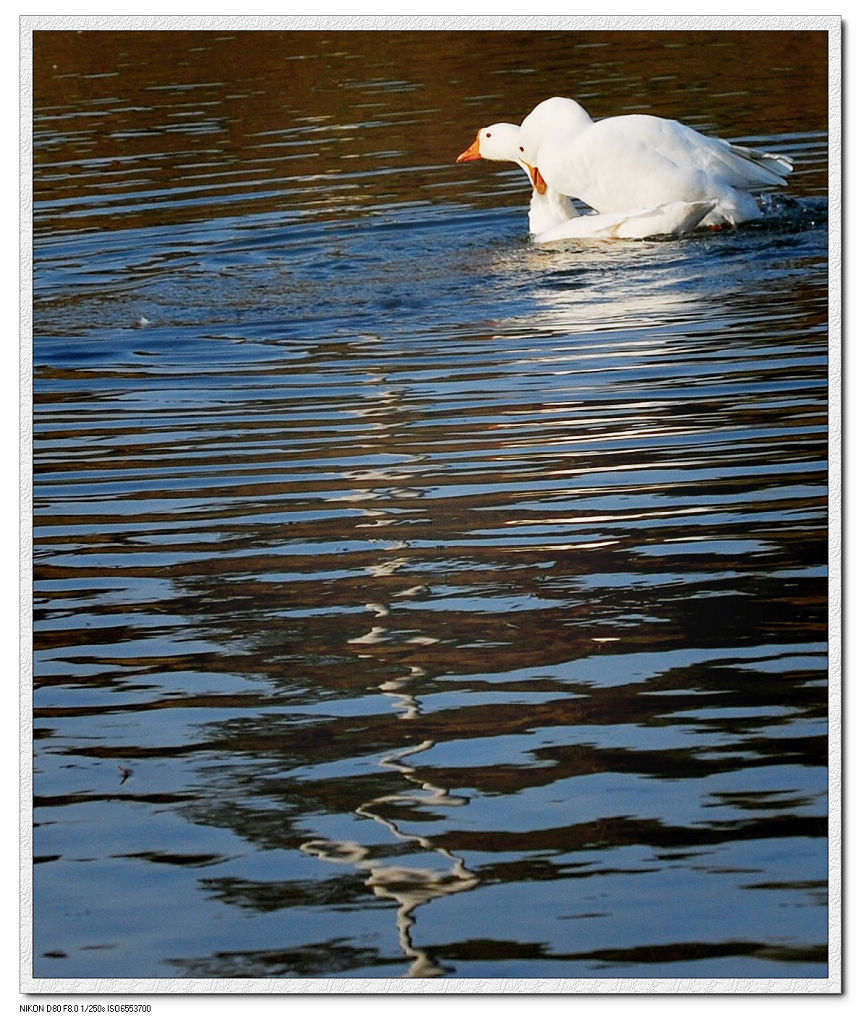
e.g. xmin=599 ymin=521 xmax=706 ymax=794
xmin=28 ymin=27 xmax=832 ymax=987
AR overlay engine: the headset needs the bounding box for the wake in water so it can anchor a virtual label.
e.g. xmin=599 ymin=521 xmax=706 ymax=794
xmin=751 ymin=193 xmax=828 ymax=232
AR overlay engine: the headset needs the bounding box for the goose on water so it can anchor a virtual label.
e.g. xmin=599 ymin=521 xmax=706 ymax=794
xmin=457 ymin=121 xmax=718 ymax=241
xmin=517 ymin=96 xmax=792 ymax=228
xmin=457 ymin=122 xmax=577 ymax=235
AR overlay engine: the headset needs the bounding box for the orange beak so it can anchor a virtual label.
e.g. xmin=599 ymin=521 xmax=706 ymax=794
xmin=527 ymin=164 xmax=547 ymax=195
xmin=456 ymin=131 xmax=482 ymax=163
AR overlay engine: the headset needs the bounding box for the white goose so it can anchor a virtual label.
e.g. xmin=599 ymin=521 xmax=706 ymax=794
xmin=518 ymin=96 xmax=793 ymax=228
xmin=457 ymin=122 xmax=716 ymax=241
xmin=457 ymin=122 xmax=577 ymax=235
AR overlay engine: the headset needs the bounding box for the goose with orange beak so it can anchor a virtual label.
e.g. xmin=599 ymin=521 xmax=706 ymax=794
xmin=456 ymin=122 xmax=577 ymax=236
xmin=517 ymin=96 xmax=793 ymax=228
xmin=456 ymin=120 xmax=719 ymax=242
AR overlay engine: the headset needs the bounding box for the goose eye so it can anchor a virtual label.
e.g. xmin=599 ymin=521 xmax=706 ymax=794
xmin=485 ymin=132 xmax=491 ymax=138
xmin=519 ymin=145 xmax=524 ymax=152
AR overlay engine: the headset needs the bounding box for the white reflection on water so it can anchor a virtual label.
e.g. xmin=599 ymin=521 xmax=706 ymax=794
xmin=302 ymin=440 xmax=480 ymax=976
xmin=301 ymin=732 xmax=477 ymax=978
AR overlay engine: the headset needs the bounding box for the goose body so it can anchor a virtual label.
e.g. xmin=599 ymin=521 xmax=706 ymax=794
xmin=533 ymin=199 xmax=718 ymax=243
xmin=518 ymin=97 xmax=793 ymax=227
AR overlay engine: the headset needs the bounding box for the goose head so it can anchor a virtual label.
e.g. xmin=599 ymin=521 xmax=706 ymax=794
xmin=517 ymin=96 xmax=594 ymax=194
xmin=456 ymin=122 xmax=526 ymax=170
xmin=456 ymin=118 xmax=578 ymax=235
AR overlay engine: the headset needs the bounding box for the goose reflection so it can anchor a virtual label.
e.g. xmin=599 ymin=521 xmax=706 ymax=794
xmin=301 ymin=447 xmax=477 ymax=978
xmin=301 ymin=733 xmax=476 ymax=978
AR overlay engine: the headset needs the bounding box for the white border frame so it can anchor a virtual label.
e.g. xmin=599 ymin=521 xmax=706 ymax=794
xmin=17 ymin=12 xmax=843 ymax=1000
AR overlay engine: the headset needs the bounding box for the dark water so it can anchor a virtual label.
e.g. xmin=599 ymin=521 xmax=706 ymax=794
xmin=29 ymin=28 xmax=832 ymax=984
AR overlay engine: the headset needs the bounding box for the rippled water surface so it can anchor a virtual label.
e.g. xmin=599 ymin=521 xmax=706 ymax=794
xmin=29 ymin=28 xmax=832 ymax=984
